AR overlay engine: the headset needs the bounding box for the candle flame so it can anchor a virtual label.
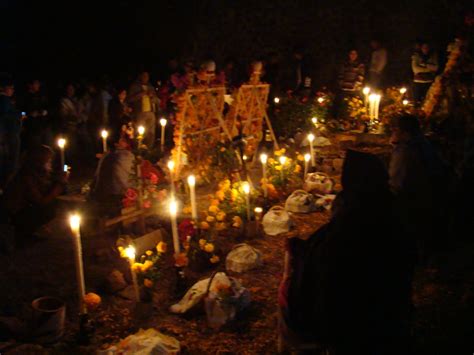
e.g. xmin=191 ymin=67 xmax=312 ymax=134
xmin=254 ymin=207 xmax=263 ymax=214
xmin=274 ymin=97 xmax=280 ymax=104
xmin=363 ymin=87 xmax=371 ymax=95
xmin=57 ymin=138 xmax=66 ymax=149
xmin=167 ymin=160 xmax=175 ymax=172
xmin=307 ymin=133 xmax=315 ymax=142
xmin=402 ymin=99 xmax=409 ymax=106
xmin=279 ymin=156 xmax=287 ymax=165
xmin=101 ymin=130 xmax=108 ymax=139
xmin=260 ymin=153 xmax=268 ymax=164
xmin=169 ymin=199 xmax=178 ymax=215
xmin=159 ymin=118 xmax=167 ymax=127
xmin=187 ymin=175 xmax=196 ymax=187
xmin=317 ymin=97 xmax=324 ymax=103
xmin=304 ymin=153 xmax=311 ymax=162
xmin=69 ymin=214 xmax=81 ymax=231
xmin=124 ymin=245 xmax=136 ymax=261
xmin=242 ymin=182 xmax=250 ymax=194
xmin=137 ymin=126 xmax=145 ymax=136
xmin=399 ymin=87 xmax=407 ymax=94
xmin=311 ymin=117 xmax=318 ymax=124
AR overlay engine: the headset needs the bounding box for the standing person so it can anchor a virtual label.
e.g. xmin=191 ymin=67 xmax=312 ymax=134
xmin=368 ymin=39 xmax=388 ymax=89
xmin=21 ymin=79 xmax=51 ymax=149
xmin=109 ymin=88 xmax=132 ymax=129
xmin=338 ymin=49 xmax=365 ymax=95
xmin=58 ymin=83 xmax=83 ymax=156
xmin=291 ymin=46 xmax=312 ymax=93
xmin=0 ymin=77 xmax=22 ymax=189
xmin=128 ymin=71 xmax=158 ymax=148
xmin=412 ymin=41 xmax=439 ymax=105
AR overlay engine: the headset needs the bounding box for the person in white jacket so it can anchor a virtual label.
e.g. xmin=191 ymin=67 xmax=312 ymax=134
xmin=368 ymin=40 xmax=387 ymax=89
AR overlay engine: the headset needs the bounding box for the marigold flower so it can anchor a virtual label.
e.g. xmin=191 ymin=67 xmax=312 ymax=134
xmin=220 ymin=147 xmax=226 ymax=152
xmin=216 ymin=211 xmax=226 ymax=221
xmin=142 ymin=260 xmax=154 ymax=272
xmin=199 ymin=239 xmax=207 ymax=248
xmin=174 ymin=253 xmax=189 ymax=267
xmin=210 ymin=199 xmax=220 ymax=206
xmin=144 ymin=278 xmax=153 ymax=288
xmin=84 ymin=292 xmax=101 ymax=311
xmin=210 ymin=255 xmax=220 ymax=264
xmin=156 ymin=241 xmax=167 ymax=253
xmin=216 ymin=222 xmax=226 ymax=231
xmin=275 ymin=165 xmax=282 ymax=171
xmin=297 ymin=154 xmax=304 ymax=161
xmin=132 ymin=262 xmax=144 ymax=272
xmin=200 ymin=221 xmax=210 ymax=230
xmin=232 ymin=215 xmax=243 ymax=228
xmin=145 ymin=250 xmax=153 ymax=256
xmin=208 ymin=205 xmax=219 ymax=214
xmin=216 ymin=190 xmax=225 ymax=201
xmin=206 ymin=215 xmax=216 ymax=223
xmin=294 ymin=164 xmax=301 ymax=173
xmin=204 ymin=243 xmax=215 ymax=253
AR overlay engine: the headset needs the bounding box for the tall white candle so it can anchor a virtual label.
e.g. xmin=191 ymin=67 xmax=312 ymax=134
xmin=375 ymin=94 xmax=381 ymax=120
xmin=243 ymin=182 xmax=251 ymax=222
xmin=307 ymin=133 xmax=315 ymax=167
xmin=169 ymin=199 xmax=180 ymax=255
xmin=304 ymin=153 xmax=311 ymax=180
xmin=69 ymin=214 xmax=86 ymax=314
xmin=369 ymin=94 xmax=376 ymax=120
xmin=101 ymin=130 xmax=108 ymax=153
xmin=167 ymin=160 xmax=176 ymax=195
xmin=259 ymin=153 xmax=268 ymax=198
xmin=159 ymin=118 xmax=167 ymax=152
xmin=187 ymin=175 xmax=197 ymax=221
xmin=124 ymin=245 xmax=140 ymax=302
xmin=57 ymin=138 xmax=66 ymax=167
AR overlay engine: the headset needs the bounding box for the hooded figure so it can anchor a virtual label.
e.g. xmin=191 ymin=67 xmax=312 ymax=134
xmin=279 ymin=150 xmax=415 ymax=354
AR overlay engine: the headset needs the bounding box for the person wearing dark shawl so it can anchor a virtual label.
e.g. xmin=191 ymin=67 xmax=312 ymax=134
xmin=279 ymin=149 xmax=416 ymax=354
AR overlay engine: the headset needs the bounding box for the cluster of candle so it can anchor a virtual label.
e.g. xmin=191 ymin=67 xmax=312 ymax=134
xmin=368 ymin=93 xmax=382 ymax=120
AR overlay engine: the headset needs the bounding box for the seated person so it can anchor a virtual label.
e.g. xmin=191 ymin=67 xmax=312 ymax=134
xmin=1 ymin=145 xmax=68 ymax=246
xmin=88 ymin=127 xmax=134 ymax=217
xmin=279 ymin=150 xmax=415 ymax=354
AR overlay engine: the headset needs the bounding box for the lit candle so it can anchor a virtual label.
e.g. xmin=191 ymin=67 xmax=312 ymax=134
xmin=159 ymin=118 xmax=167 ymax=152
xmin=124 ymin=245 xmax=140 ymax=302
xmin=187 ymin=175 xmax=197 ymax=221
xmin=167 ymin=160 xmax=175 ymax=195
xmin=279 ymin=155 xmax=287 ymax=181
xmin=317 ymin=97 xmax=324 ymax=104
xmin=260 ymin=153 xmax=268 ymax=198
xmin=402 ymin=99 xmax=409 ymax=106
xmin=57 ymin=138 xmax=66 ymax=167
xmin=399 ymin=87 xmax=407 ymax=95
xmin=169 ymin=199 xmax=180 ymax=255
xmin=137 ymin=125 xmax=145 ymax=147
xmin=242 ymin=182 xmax=251 ymax=222
xmin=375 ymin=94 xmax=381 ymax=120
xmin=274 ymin=97 xmax=280 ymax=104
xmin=311 ymin=117 xmax=318 ymax=126
xmin=363 ymin=87 xmax=370 ymax=108
xmin=254 ymin=207 xmax=263 ymax=229
xmin=242 ymin=155 xmax=248 ymax=162
xmin=304 ymin=153 xmax=311 ymax=180
xmin=369 ymin=94 xmax=377 ymax=120
xmin=101 ymin=129 xmax=108 ymax=153
xmin=307 ymin=133 xmax=315 ymax=167
xmin=69 ymin=214 xmax=86 ymax=314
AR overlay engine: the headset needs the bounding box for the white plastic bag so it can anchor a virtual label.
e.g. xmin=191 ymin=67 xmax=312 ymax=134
xmin=226 ymin=243 xmax=262 ymax=273
xmin=285 ymin=190 xmax=317 ymax=213
xmin=262 ymin=206 xmax=292 ymax=236
xmin=99 ymin=328 xmax=180 ymax=355
xmin=303 ymin=172 xmax=333 ymax=195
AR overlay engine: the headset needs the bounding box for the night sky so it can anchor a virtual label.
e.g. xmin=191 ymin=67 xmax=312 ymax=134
xmin=1 ymin=0 xmax=472 ymax=85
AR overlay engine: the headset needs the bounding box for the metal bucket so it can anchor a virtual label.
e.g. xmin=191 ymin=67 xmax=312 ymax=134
xmin=31 ymin=296 xmax=66 ymax=343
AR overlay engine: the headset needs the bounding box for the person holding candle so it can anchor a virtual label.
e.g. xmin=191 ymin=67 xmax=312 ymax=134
xmin=0 ymin=145 xmax=69 ymax=247
xmin=128 ymin=71 xmax=159 ymax=148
